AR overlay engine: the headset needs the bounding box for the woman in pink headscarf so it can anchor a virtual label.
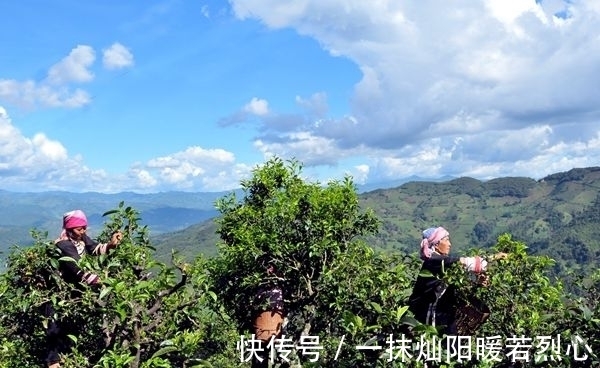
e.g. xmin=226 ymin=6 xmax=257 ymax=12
xmin=53 ymin=210 xmax=122 ymax=285
xmin=408 ymin=226 xmax=506 ymax=337
xmin=46 ymin=209 xmax=123 ymax=368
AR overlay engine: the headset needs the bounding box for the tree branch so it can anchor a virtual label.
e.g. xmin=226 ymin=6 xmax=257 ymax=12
xmin=146 ymin=267 xmax=188 ymax=316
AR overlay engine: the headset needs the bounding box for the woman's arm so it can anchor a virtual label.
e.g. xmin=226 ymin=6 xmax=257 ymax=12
xmin=89 ymin=231 xmax=123 ymax=255
xmin=459 ymin=252 xmax=508 ymax=273
xmin=459 ymin=256 xmax=487 ymax=273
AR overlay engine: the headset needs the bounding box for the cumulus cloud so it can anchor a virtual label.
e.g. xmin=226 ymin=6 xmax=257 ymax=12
xmin=1 ymin=43 xmax=134 ymax=110
xmin=0 ymin=106 xmax=113 ymax=191
xmin=244 ymin=97 xmax=269 ymax=116
xmin=349 ymin=164 xmax=369 ymax=185
xmin=0 ymin=106 xmax=253 ymax=192
xmin=4 ymin=1 xmax=600 ymax=193
xmin=128 ymin=168 xmax=159 ymax=189
xmin=0 ymin=108 xmax=66 ymax=167
xmin=229 ymin=0 xmax=600 ymax=183
xmin=0 ymin=45 xmax=95 ymax=109
xmin=219 ymin=97 xmax=271 ymax=126
xmin=137 ymin=146 xmax=249 ymax=191
xmin=0 ymin=78 xmax=91 ymax=109
xmin=254 ymin=131 xmax=352 ymax=166
xmin=366 ymin=123 xmax=600 ymax=183
xmin=47 ymin=45 xmax=96 ymax=85
xmin=102 ymin=43 xmax=135 ymax=70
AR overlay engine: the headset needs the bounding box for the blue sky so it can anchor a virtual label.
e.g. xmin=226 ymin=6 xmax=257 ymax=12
xmin=1 ymin=0 xmax=599 ymax=193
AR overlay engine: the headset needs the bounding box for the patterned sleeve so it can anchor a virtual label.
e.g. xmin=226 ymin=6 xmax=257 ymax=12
xmin=83 ymin=234 xmax=110 ymax=255
xmin=92 ymin=242 xmax=110 ymax=255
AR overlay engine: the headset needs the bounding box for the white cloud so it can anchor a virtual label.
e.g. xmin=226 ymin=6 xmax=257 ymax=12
xmin=38 ymin=86 xmax=92 ymax=108
xmin=32 ymin=133 xmax=68 ymax=161
xmin=0 ymin=107 xmax=110 ymax=191
xmin=0 ymin=107 xmax=253 ymax=192
xmin=0 ymin=109 xmax=26 ymax=156
xmin=296 ymin=92 xmax=328 ymax=117
xmin=229 ymin=0 xmax=600 ymax=184
xmin=161 ymin=163 xmax=205 ymax=184
xmin=141 ymin=146 xmax=244 ymax=190
xmin=102 ymin=43 xmax=135 ymax=70
xmin=0 ymin=45 xmax=97 ymax=109
xmin=0 ymin=79 xmax=92 ymax=109
xmin=0 ymin=109 xmax=66 ymax=166
xmin=0 ymin=43 xmax=132 ymax=111
xmin=365 ymin=126 xmax=600 ymax=183
xmin=244 ymin=97 xmax=269 ymax=116
xmin=230 ymin=0 xmax=599 ymax=137
xmin=349 ymin=164 xmax=369 ymax=184
xmin=230 ymin=0 xmax=308 ymax=28
xmin=47 ymin=45 xmax=96 ymax=85
xmin=484 ymin=0 xmax=548 ymax=36
xmin=254 ymin=131 xmax=346 ymax=166
xmin=198 ymin=163 xmax=253 ymax=191
xmin=219 ymin=98 xmax=271 ymax=126
xmin=129 ymin=168 xmax=159 ymax=188
xmin=3 ymin=1 xmax=600 ymax=193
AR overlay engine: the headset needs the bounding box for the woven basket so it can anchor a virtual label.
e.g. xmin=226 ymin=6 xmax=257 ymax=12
xmin=455 ymin=296 xmax=490 ymax=336
xmin=253 ymin=310 xmax=284 ymax=341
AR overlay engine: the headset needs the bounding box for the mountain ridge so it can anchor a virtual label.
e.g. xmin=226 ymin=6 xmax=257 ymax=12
xmin=2 ymin=167 xmax=600 ymax=279
xmin=150 ymin=167 xmax=600 ymax=278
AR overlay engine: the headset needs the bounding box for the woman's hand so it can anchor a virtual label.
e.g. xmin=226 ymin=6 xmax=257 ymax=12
xmin=477 ymin=273 xmax=490 ymax=287
xmin=109 ymin=231 xmax=123 ymax=247
xmin=493 ymin=252 xmax=508 ymax=260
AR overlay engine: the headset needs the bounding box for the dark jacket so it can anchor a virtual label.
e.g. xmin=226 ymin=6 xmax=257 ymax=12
xmin=408 ymin=253 xmax=461 ymax=335
xmin=55 ymin=234 xmax=101 ymax=285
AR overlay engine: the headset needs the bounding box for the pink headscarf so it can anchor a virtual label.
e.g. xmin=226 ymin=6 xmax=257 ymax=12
xmin=63 ymin=210 xmax=88 ymax=229
xmin=56 ymin=210 xmax=88 ymax=243
xmin=419 ymin=226 xmax=450 ymax=260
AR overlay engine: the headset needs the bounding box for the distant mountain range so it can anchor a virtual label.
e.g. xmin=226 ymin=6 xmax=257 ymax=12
xmin=5 ymin=168 xmax=599 ymax=279
xmin=0 ymin=176 xmax=439 ymax=257
xmin=151 ymin=167 xmax=600 ymax=280
xmin=0 ymin=190 xmax=224 ymax=251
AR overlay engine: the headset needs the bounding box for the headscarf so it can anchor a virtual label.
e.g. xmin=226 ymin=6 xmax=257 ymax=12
xmin=419 ymin=226 xmax=450 ymax=260
xmin=56 ymin=210 xmax=88 ymax=243
xmin=63 ymin=209 xmax=88 ymax=229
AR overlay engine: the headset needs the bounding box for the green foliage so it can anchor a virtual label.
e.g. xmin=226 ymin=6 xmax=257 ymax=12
xmin=483 ymin=177 xmax=537 ymax=198
xmin=359 ymin=167 xmax=600 ymax=280
xmin=212 ymin=157 xmax=422 ymax=366
xmin=0 ymin=202 xmax=237 ymax=368
xmin=1 ymin=160 xmax=600 ymax=367
xmin=115 ymin=167 xmax=600 ymax=284
xmin=444 ymin=234 xmax=599 ymax=367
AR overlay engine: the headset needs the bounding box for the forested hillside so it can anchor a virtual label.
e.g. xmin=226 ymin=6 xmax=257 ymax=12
xmin=153 ymin=167 xmax=600 ymax=278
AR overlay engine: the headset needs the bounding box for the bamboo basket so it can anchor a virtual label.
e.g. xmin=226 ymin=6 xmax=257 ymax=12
xmin=253 ymin=310 xmax=284 ymax=341
xmin=455 ymin=296 xmax=490 ymax=336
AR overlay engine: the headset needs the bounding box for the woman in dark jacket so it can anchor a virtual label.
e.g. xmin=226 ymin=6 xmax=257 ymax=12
xmin=46 ymin=210 xmax=122 ymax=368
xmin=408 ymin=226 xmax=505 ymax=336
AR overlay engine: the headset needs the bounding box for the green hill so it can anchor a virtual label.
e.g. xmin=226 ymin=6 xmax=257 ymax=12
xmin=153 ymin=167 xmax=600 ymax=277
